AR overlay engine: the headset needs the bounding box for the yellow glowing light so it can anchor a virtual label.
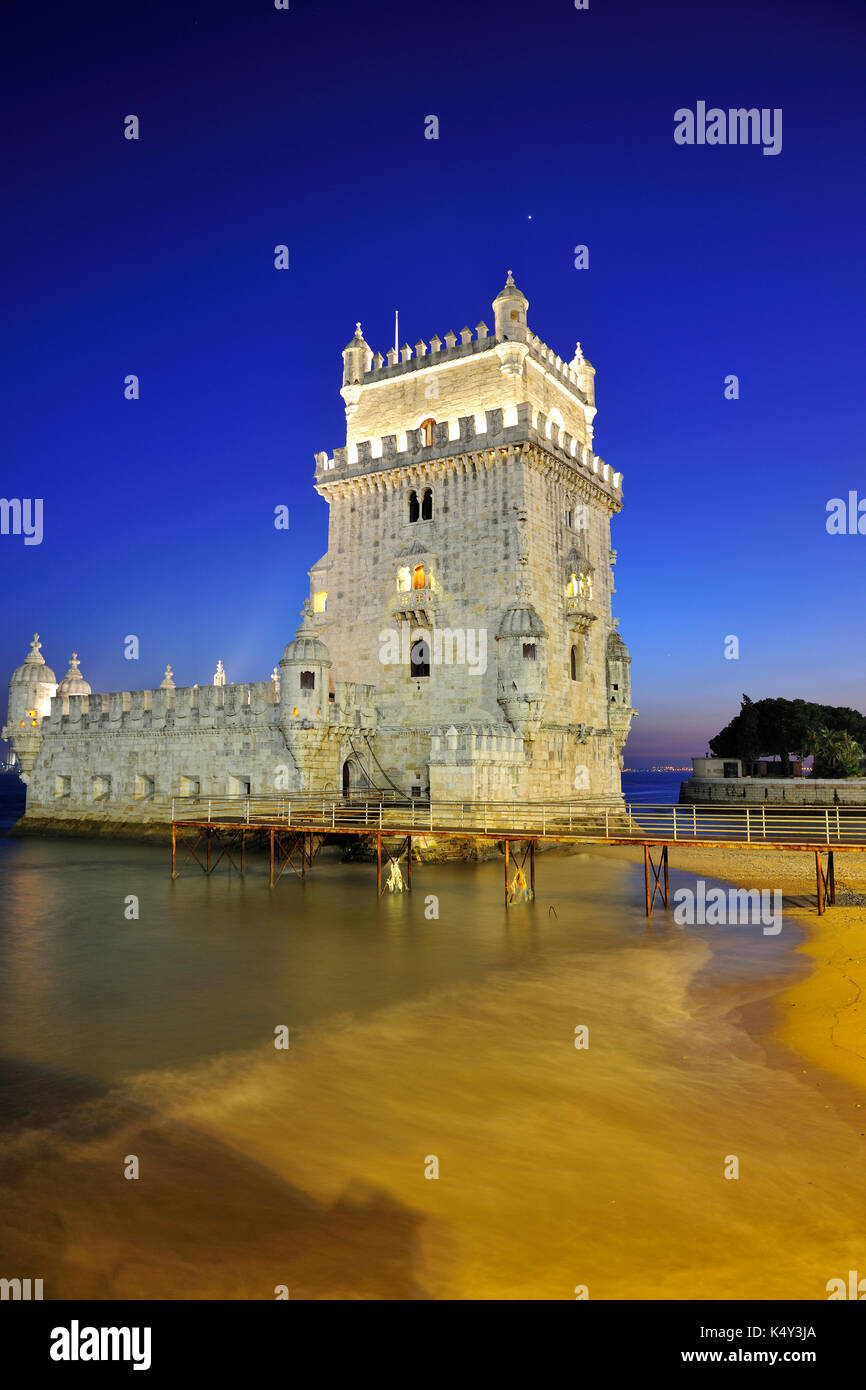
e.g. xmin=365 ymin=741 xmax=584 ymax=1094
xmin=292 ymin=707 xmax=298 ymax=717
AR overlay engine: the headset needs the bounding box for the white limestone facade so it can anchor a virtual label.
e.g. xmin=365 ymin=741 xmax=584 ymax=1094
xmin=3 ymin=273 xmax=636 ymax=828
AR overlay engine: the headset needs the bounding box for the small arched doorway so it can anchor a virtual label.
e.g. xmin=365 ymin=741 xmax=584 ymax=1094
xmin=342 ymin=759 xmax=352 ymax=797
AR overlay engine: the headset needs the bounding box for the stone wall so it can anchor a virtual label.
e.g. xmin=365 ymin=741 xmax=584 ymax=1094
xmin=680 ymin=778 xmax=866 ymax=806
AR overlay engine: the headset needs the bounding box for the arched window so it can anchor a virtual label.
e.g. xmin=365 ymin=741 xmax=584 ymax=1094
xmin=567 ymin=572 xmax=579 ymax=598
xmin=421 ymin=487 xmax=433 ymax=520
xmin=410 ymin=636 xmax=430 ymax=678
xmin=570 ymin=644 xmax=581 ymax=681
xmin=397 ymin=566 xmax=411 ymax=592
xmin=408 ymin=490 xmax=419 ymax=523
xmin=412 ymin=564 xmax=426 ymax=590
xmin=300 ymin=671 xmax=315 ymax=690
xmin=522 ymin=643 xmax=536 ymax=661
xmin=419 ymin=417 xmax=436 ymax=447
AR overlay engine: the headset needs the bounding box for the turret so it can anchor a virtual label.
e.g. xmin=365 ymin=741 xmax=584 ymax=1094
xmin=340 ymin=322 xmax=373 ymax=422
xmin=56 ymin=652 xmax=91 ymax=714
xmin=606 ymin=630 xmax=635 ymax=760
xmin=279 ymin=601 xmax=331 ymax=725
xmin=496 ymin=604 xmax=548 ymax=740
xmin=570 ymin=341 xmax=596 ymax=409
xmin=492 ymin=270 xmax=529 ymax=339
xmin=2 ymin=634 xmax=58 ymax=780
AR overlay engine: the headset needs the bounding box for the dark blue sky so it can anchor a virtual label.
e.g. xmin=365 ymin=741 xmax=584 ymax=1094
xmin=2 ymin=0 xmax=864 ymax=757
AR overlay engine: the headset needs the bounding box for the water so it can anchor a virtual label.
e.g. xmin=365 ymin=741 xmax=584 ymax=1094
xmin=621 ymin=769 xmax=685 ymax=805
xmin=1 ymin=773 xmax=864 ymax=1299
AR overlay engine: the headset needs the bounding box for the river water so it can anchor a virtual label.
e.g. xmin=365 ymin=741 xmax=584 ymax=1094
xmin=0 ymin=774 xmax=864 ymax=1300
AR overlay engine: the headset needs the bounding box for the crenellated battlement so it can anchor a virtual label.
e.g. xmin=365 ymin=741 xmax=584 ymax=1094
xmin=315 ymin=402 xmax=622 ymax=496
xmin=429 ymin=724 xmax=526 ymax=764
xmin=356 ymin=322 xmax=591 ymax=403
xmin=41 ymin=681 xmax=282 ymax=735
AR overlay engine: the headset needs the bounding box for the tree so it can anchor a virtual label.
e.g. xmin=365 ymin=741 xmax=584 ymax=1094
xmin=805 ymin=727 xmax=864 ymax=779
xmin=709 ymin=696 xmax=866 ymax=776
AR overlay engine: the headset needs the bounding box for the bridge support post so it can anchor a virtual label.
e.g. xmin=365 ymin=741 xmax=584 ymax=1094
xmin=644 ymin=844 xmax=670 ymax=916
xmin=815 ymin=849 xmax=836 ymax=915
xmin=206 ymin=825 xmax=212 ymax=875
xmin=504 ymin=839 xmax=510 ymax=907
xmin=269 ymin=828 xmax=275 ymax=888
xmin=171 ymin=823 xmax=176 ymax=880
xmin=530 ymin=839 xmax=535 ymax=897
xmin=407 ymin=836 xmax=412 ymax=891
xmin=377 ymin=833 xmax=382 ymax=897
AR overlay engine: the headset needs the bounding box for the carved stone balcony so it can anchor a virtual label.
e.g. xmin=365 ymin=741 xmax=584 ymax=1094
xmin=393 ymin=587 xmax=438 ymax=625
xmin=565 ymin=596 xmax=597 ymax=635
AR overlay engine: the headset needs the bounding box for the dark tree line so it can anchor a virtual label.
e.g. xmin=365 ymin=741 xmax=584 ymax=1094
xmin=709 ymin=696 xmax=866 ymax=778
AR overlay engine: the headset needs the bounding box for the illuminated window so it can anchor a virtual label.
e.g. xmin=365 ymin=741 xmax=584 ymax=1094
xmin=312 ymin=590 xmax=327 ymax=613
xmin=408 ymin=490 xmax=419 ymax=523
xmin=567 ymin=570 xmax=593 ymax=601
xmin=397 ymin=566 xmax=411 ymax=592
xmin=412 ymin=564 xmax=427 ymax=590
xmin=421 ymin=487 xmax=433 ymax=520
xmin=522 ymin=643 xmax=537 ymax=661
xmin=300 ymin=670 xmax=315 ymax=690
xmin=419 ymin=417 xmax=436 ymax=447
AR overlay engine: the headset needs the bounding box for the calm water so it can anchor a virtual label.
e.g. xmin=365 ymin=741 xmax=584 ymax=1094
xmin=1 ymin=771 xmax=864 ymax=1299
xmin=621 ymin=769 xmax=685 ymax=804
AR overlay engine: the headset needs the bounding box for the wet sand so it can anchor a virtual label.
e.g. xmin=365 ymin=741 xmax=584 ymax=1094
xmin=604 ymin=843 xmax=866 ymax=1100
xmin=1 ymin=842 xmax=864 ymax=1300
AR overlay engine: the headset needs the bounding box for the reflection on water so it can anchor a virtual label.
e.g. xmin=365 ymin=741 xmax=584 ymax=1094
xmin=0 ymin=831 xmax=863 ymax=1300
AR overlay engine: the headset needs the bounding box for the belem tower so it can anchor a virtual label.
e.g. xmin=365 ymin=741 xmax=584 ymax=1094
xmin=3 ymin=273 xmax=636 ymax=831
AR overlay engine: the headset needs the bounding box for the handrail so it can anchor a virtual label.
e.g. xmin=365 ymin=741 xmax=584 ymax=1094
xmin=166 ymin=796 xmax=866 ymax=845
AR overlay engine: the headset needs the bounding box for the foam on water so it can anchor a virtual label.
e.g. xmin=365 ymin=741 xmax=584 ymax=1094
xmin=0 ymin=832 xmax=863 ymax=1299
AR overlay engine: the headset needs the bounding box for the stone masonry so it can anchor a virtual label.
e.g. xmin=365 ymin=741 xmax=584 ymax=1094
xmin=3 ymin=272 xmax=636 ymax=828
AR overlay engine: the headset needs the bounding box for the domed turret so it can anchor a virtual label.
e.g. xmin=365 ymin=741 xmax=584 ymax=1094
xmin=2 ymin=633 xmax=59 ymax=780
xmin=280 ymin=601 xmax=331 ymax=723
xmin=10 ymin=632 xmax=56 ymax=691
xmin=492 ymin=270 xmax=529 ymax=338
xmin=495 ymin=603 xmax=548 ymax=739
xmin=340 ymin=323 xmax=373 ymax=423
xmin=58 ymin=652 xmax=91 ymax=697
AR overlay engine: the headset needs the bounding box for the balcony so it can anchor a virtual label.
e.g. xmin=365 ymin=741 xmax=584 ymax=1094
xmin=393 ymin=587 xmax=437 ymax=625
xmin=565 ymin=595 xmax=597 ymax=633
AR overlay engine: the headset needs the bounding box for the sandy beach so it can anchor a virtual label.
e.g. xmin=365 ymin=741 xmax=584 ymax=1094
xmin=602 ymin=843 xmax=866 ymax=1102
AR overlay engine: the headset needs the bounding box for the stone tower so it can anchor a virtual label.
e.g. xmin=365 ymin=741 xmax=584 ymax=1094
xmin=308 ymin=271 xmax=636 ymax=801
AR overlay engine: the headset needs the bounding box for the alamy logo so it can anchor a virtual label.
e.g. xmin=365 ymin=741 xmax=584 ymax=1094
xmin=0 ymin=498 xmax=43 ymax=545
xmin=378 ymin=626 xmax=487 ymax=676
xmin=673 ymin=880 xmax=782 ymax=935
xmin=826 ymin=1270 xmax=866 ymax=1299
xmin=0 ymin=1277 xmax=43 ymax=1299
xmin=826 ymin=492 xmax=866 ymax=535
xmin=50 ymin=1320 xmax=152 ymax=1371
xmin=674 ymin=103 xmax=782 ymax=156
